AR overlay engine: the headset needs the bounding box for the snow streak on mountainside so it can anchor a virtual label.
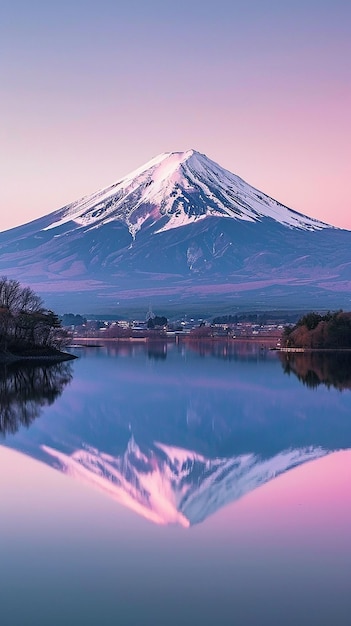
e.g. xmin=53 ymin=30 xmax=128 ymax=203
xmin=41 ymin=438 xmax=327 ymax=527
xmin=40 ymin=150 xmax=330 ymax=238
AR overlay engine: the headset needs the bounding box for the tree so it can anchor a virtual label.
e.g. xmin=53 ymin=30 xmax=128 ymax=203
xmin=62 ymin=313 xmax=87 ymax=327
xmin=0 ymin=277 xmax=42 ymax=314
xmin=147 ymin=316 xmax=168 ymax=329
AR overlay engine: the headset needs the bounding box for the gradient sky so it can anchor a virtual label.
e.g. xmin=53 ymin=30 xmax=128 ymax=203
xmin=1 ymin=0 xmax=350 ymax=231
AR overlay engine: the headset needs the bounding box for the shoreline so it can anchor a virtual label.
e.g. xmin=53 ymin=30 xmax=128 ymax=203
xmin=0 ymin=350 xmax=77 ymax=364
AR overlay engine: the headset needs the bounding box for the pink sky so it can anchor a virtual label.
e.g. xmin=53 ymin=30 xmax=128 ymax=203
xmin=1 ymin=1 xmax=350 ymax=232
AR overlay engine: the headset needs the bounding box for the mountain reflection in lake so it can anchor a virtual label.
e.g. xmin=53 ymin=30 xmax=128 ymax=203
xmin=3 ymin=342 xmax=351 ymax=528
xmin=0 ymin=361 xmax=73 ymax=437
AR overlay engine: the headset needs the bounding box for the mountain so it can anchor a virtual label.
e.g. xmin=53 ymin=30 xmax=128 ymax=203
xmin=39 ymin=439 xmax=327 ymax=527
xmin=1 ymin=149 xmax=350 ymax=312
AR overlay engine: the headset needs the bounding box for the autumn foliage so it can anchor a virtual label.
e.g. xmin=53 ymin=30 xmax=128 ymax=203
xmin=282 ymin=310 xmax=351 ymax=349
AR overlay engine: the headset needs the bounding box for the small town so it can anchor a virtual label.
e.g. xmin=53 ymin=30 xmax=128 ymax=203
xmin=62 ymin=309 xmax=284 ymax=345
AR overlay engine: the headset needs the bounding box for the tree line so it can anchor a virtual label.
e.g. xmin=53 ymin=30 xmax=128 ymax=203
xmin=282 ymin=310 xmax=351 ymax=349
xmin=0 ymin=277 xmax=69 ymax=354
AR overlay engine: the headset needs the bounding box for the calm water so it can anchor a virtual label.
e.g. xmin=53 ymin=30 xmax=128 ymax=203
xmin=1 ymin=342 xmax=351 ymax=626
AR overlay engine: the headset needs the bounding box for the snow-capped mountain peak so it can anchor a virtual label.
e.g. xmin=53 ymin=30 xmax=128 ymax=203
xmin=41 ymin=150 xmax=330 ymax=239
xmin=2 ymin=148 xmax=346 ymax=312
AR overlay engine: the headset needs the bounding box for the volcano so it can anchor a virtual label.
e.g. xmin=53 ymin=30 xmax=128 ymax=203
xmin=0 ymin=150 xmax=350 ymax=312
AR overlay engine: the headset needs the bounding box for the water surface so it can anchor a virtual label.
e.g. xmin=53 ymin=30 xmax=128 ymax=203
xmin=1 ymin=343 xmax=351 ymax=625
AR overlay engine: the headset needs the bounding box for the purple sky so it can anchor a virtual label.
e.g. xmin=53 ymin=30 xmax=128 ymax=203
xmin=1 ymin=0 xmax=350 ymax=231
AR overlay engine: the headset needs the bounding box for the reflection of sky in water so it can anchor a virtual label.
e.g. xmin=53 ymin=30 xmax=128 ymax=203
xmin=1 ymin=345 xmax=351 ymax=625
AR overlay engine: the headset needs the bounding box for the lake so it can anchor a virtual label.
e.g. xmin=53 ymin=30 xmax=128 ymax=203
xmin=1 ymin=342 xmax=351 ymax=626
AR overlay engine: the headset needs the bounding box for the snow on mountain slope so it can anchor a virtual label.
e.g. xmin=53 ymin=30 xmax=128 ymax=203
xmin=41 ymin=437 xmax=327 ymax=527
xmin=40 ymin=150 xmax=330 ymax=239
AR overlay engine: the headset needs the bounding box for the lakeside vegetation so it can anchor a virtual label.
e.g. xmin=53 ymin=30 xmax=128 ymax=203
xmin=282 ymin=311 xmax=351 ymax=349
xmin=0 ymin=277 xmax=71 ymax=361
